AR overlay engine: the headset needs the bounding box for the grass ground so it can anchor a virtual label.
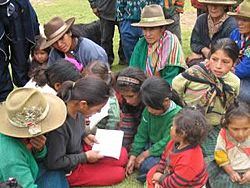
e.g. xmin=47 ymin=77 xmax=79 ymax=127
xmin=30 ymin=1 xmax=196 ymax=187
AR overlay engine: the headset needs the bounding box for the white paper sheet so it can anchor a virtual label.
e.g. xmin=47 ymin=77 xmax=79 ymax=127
xmin=92 ymin=129 xmax=124 ymax=159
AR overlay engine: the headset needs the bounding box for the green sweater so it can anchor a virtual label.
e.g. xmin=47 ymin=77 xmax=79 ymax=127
xmin=0 ymin=134 xmax=47 ymax=188
xmin=130 ymin=102 xmax=181 ymax=157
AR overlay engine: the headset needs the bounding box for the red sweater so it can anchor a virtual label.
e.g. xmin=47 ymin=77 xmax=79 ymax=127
xmin=156 ymin=140 xmax=208 ymax=188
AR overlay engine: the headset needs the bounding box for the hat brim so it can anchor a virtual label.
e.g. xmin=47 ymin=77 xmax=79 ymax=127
xmin=40 ymin=17 xmax=75 ymax=50
xmin=131 ymin=19 xmax=174 ymax=27
xmin=227 ymin=12 xmax=250 ymax=19
xmin=198 ymin=0 xmax=237 ymax=5
xmin=0 ymin=93 xmax=67 ymax=138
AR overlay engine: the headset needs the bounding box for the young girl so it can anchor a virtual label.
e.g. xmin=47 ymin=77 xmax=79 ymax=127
xmin=146 ymin=107 xmax=210 ymax=188
xmin=82 ymin=61 xmax=120 ymax=134
xmin=115 ymin=67 xmax=147 ymax=151
xmin=45 ymin=77 xmax=128 ymax=186
xmin=126 ymin=77 xmax=182 ymax=183
xmin=28 ymin=35 xmax=50 ymax=78
xmin=173 ymin=38 xmax=240 ymax=162
xmin=208 ymin=100 xmax=250 ymax=188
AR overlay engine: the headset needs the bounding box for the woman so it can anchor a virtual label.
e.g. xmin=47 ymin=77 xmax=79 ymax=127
xmin=0 ymin=88 xmax=68 ymax=188
xmin=40 ymin=16 xmax=108 ymax=68
xmin=173 ymin=38 xmax=240 ymax=163
xmin=129 ymin=4 xmax=186 ymax=85
xmin=45 ymin=77 xmax=128 ymax=187
xmin=189 ymin=0 xmax=238 ymax=64
xmin=228 ymin=0 xmax=250 ymax=103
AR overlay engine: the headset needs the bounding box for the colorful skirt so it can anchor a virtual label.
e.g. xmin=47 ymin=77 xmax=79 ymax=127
xmin=207 ymin=161 xmax=250 ymax=188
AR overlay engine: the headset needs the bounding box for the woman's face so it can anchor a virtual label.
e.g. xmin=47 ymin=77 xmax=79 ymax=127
xmin=208 ymin=49 xmax=234 ymax=78
xmin=52 ymin=33 xmax=73 ymax=53
xmin=119 ymin=90 xmax=141 ymax=106
xmin=81 ymin=102 xmax=107 ymax=118
xmin=207 ymin=4 xmax=225 ymax=20
xmin=236 ymin=17 xmax=250 ymax=35
xmin=142 ymin=27 xmax=165 ymax=45
xmin=228 ymin=117 xmax=250 ymax=143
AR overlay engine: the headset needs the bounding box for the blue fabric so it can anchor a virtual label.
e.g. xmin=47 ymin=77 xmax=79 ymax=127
xmin=0 ymin=0 xmax=39 ymax=102
xmin=36 ymin=162 xmax=69 ymax=188
xmin=137 ymin=156 xmax=160 ymax=183
xmin=119 ymin=20 xmax=143 ymax=62
xmin=231 ymin=28 xmax=250 ymax=79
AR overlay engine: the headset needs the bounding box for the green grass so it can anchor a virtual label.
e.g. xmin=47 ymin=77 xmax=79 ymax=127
xmin=31 ymin=1 xmax=196 ymax=187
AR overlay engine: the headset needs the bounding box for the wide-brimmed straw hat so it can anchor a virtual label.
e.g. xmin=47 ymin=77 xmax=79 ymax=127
xmin=228 ymin=0 xmax=250 ymax=19
xmin=131 ymin=4 xmax=174 ymax=27
xmin=198 ymin=0 xmax=237 ymax=5
xmin=0 ymin=88 xmax=67 ymax=138
xmin=40 ymin=16 xmax=75 ymax=50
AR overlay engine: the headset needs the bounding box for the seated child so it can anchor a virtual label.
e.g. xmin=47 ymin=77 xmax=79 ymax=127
xmin=208 ymin=100 xmax=250 ymax=188
xmin=126 ymin=77 xmax=182 ymax=183
xmin=82 ymin=61 xmax=120 ymax=134
xmin=28 ymin=35 xmax=50 ymax=78
xmin=146 ymin=107 xmax=210 ymax=188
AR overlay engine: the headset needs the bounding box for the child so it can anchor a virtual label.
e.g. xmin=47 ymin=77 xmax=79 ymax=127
xmin=45 ymin=77 xmax=128 ymax=186
xmin=82 ymin=61 xmax=120 ymax=134
xmin=126 ymin=77 xmax=182 ymax=183
xmin=146 ymin=107 xmax=210 ymax=188
xmin=173 ymin=38 xmax=240 ymax=162
xmin=28 ymin=35 xmax=50 ymax=78
xmin=115 ymin=67 xmax=147 ymax=151
xmin=208 ymin=100 xmax=250 ymax=188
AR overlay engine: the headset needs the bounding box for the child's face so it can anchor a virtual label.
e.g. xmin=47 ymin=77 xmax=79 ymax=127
xmin=119 ymin=90 xmax=141 ymax=106
xmin=147 ymin=106 xmax=165 ymax=116
xmin=228 ymin=117 xmax=250 ymax=143
xmin=170 ymin=124 xmax=185 ymax=143
xmin=208 ymin=49 xmax=234 ymax=78
xmin=33 ymin=50 xmax=49 ymax=64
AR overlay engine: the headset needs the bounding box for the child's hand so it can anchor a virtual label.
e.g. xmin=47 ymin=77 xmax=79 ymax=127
xmin=126 ymin=156 xmax=136 ymax=177
xmin=154 ymin=182 xmax=163 ymax=188
xmin=152 ymin=172 xmax=162 ymax=182
xmin=135 ymin=150 xmax=149 ymax=168
xmin=240 ymin=170 xmax=250 ymax=184
xmin=229 ymin=171 xmax=242 ymax=183
xmin=84 ymin=134 xmax=98 ymax=146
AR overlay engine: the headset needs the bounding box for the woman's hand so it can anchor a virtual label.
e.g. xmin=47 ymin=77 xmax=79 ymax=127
xmin=85 ymin=150 xmax=103 ymax=163
xmin=240 ymin=170 xmax=250 ymax=184
xmin=154 ymin=182 xmax=163 ymax=188
xmin=135 ymin=150 xmax=149 ymax=169
xmin=84 ymin=134 xmax=98 ymax=146
xmin=201 ymin=47 xmax=210 ymax=59
xmin=126 ymin=156 xmax=136 ymax=177
xmin=30 ymin=135 xmax=46 ymax=152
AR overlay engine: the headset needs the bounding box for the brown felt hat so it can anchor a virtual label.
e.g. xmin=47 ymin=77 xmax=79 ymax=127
xmin=198 ymin=0 xmax=237 ymax=5
xmin=0 ymin=88 xmax=67 ymax=138
xmin=228 ymin=0 xmax=250 ymax=19
xmin=131 ymin=4 xmax=174 ymax=27
xmin=40 ymin=16 xmax=75 ymax=49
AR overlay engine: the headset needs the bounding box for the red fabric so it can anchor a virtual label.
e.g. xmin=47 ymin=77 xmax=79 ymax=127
xmin=147 ymin=165 xmax=158 ymax=188
xmin=191 ymin=0 xmax=206 ymax=9
xmin=67 ymin=147 xmax=128 ymax=186
xmin=146 ymin=140 xmax=208 ymax=188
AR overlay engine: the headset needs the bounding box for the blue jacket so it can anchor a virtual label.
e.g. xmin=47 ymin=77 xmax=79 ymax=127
xmin=231 ymin=28 xmax=250 ymax=79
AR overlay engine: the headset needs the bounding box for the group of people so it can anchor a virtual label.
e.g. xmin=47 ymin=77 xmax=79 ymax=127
xmin=0 ymin=0 xmax=250 ymax=188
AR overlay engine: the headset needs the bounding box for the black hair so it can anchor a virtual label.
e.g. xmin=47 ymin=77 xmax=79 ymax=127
xmin=208 ymin=38 xmax=239 ymax=63
xmin=174 ymin=107 xmax=210 ymax=145
xmin=115 ymin=67 xmax=147 ymax=93
xmin=31 ymin=65 xmax=48 ymax=87
xmin=83 ymin=61 xmax=113 ymax=87
xmin=141 ymin=77 xmax=183 ymax=109
xmin=222 ymin=99 xmax=250 ymax=128
xmin=57 ymin=77 xmax=110 ymax=107
xmin=45 ymin=59 xmax=82 ymax=89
